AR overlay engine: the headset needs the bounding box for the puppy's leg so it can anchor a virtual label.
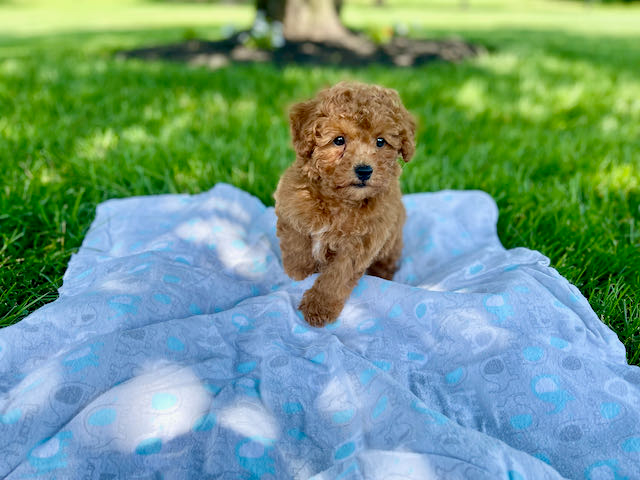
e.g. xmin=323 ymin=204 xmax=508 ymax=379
xmin=299 ymin=248 xmax=369 ymax=327
xmin=277 ymin=219 xmax=316 ymax=281
xmin=367 ymin=229 xmax=403 ymax=281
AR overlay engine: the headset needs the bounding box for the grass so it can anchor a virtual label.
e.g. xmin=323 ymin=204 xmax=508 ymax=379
xmin=0 ymin=0 xmax=638 ymax=364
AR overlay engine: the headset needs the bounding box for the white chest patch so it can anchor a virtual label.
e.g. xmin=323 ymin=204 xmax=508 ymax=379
xmin=310 ymin=225 xmax=330 ymax=262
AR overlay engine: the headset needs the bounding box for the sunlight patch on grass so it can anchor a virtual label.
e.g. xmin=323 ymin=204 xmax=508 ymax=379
xmin=517 ymin=98 xmax=547 ymax=123
xmin=455 ymin=78 xmax=489 ymax=116
xmin=595 ymin=164 xmax=639 ymax=197
xmin=36 ymin=167 xmax=63 ymax=186
xmin=122 ymin=125 xmax=153 ymax=144
xmin=77 ymin=129 xmax=119 ymax=161
xmin=476 ymin=52 xmax=519 ymax=75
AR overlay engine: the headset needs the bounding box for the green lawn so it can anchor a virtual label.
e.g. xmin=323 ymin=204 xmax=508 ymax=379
xmin=1 ymin=0 xmax=639 ymax=364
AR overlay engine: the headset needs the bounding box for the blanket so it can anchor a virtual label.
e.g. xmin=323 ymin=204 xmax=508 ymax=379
xmin=1 ymin=183 xmax=639 ymax=479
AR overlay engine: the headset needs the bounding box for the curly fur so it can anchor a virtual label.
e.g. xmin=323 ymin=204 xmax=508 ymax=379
xmin=274 ymin=82 xmax=416 ymax=327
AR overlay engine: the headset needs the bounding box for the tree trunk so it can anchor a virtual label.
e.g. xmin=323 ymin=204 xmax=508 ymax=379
xmin=283 ymin=0 xmax=347 ymax=42
xmin=254 ymin=0 xmax=374 ymax=53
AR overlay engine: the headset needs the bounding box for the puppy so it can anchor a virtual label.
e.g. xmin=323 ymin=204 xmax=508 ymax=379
xmin=274 ymin=82 xmax=416 ymax=327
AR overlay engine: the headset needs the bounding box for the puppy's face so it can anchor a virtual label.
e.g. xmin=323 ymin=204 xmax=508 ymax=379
xmin=290 ymin=83 xmax=416 ymax=202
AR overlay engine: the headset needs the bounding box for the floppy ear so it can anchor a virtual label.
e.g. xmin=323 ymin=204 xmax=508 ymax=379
xmin=399 ymin=108 xmax=416 ymax=163
xmin=289 ymin=99 xmax=319 ymax=159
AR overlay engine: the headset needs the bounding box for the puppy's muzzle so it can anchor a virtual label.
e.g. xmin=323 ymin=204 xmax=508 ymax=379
xmin=354 ymin=164 xmax=373 ymax=182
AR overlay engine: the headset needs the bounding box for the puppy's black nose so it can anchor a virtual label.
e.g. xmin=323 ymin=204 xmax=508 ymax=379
xmin=354 ymin=164 xmax=373 ymax=182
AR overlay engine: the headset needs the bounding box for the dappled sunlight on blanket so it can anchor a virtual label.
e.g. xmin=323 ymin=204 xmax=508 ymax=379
xmin=86 ymin=363 xmax=212 ymax=454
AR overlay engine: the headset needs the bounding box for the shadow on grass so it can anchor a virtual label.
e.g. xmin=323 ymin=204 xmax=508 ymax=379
xmin=118 ymin=31 xmax=485 ymax=68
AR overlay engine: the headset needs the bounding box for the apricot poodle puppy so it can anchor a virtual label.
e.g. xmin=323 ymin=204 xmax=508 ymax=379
xmin=274 ymin=82 xmax=416 ymax=327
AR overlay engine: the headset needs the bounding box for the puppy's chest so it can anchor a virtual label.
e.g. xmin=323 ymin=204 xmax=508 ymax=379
xmin=309 ymin=211 xmax=387 ymax=263
xmin=310 ymin=226 xmax=332 ymax=263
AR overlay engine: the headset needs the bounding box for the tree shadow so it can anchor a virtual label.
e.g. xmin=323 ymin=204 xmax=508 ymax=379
xmin=117 ymin=31 xmax=485 ymax=68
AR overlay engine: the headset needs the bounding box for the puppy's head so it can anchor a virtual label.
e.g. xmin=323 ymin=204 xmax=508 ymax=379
xmin=289 ymin=82 xmax=416 ymax=202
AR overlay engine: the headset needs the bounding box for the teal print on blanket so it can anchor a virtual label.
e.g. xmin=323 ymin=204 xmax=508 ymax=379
xmin=1 ymin=408 xmax=21 ymax=424
xmin=310 ymin=352 xmax=325 ymax=364
xmin=237 ymin=361 xmax=257 ymax=373
xmin=483 ymin=293 xmax=513 ymax=324
xmin=88 ymin=408 xmax=116 ymax=427
xmin=531 ymin=375 xmax=573 ymax=414
xmin=510 ymin=414 xmax=532 ymax=430
xmin=352 ymin=278 xmax=368 ymax=298
xmin=469 ymin=264 xmax=484 ymax=275
xmin=407 ymin=352 xmax=425 ymax=362
xmin=523 ymin=346 xmax=544 ymax=362
xmin=445 ymin=367 xmax=464 ymax=385
xmin=193 ymin=413 xmax=216 ymax=432
xmin=534 ymin=453 xmax=551 ymax=465
xmin=152 ymin=392 xmax=178 ymax=410
xmin=600 ymin=402 xmax=621 ymax=420
xmin=389 ymin=304 xmax=402 ymax=318
xmin=135 ymin=437 xmax=162 ymax=455
xmin=167 ymin=336 xmax=185 ymax=352
xmin=293 ymin=323 xmax=309 ymax=334
xmin=28 ymin=431 xmax=72 ymax=474
xmin=232 ymin=239 xmax=246 ymax=249
xmin=153 ymin=293 xmax=172 ymax=305
xmin=335 ymin=441 xmax=356 ymax=460
xmin=373 ymin=360 xmax=391 ymax=371
xmin=584 ymin=459 xmax=626 ymax=480
xmin=359 ymin=369 xmax=376 ymax=386
xmin=75 ymin=267 xmax=93 ymax=280
xmin=622 ymin=437 xmax=640 ymax=452
xmin=107 ymin=295 xmax=141 ymax=320
xmin=411 ymin=400 xmax=448 ymax=425
xmin=287 ymin=428 xmax=306 ymax=440
xmin=550 ymin=337 xmax=569 ymax=349
xmin=63 ymin=342 xmax=103 ymax=373
xmin=372 ymin=395 xmax=388 ymax=419
xmin=236 ymin=437 xmax=275 ymax=479
xmin=283 ymin=402 xmax=303 ymax=414
xmin=333 ymin=409 xmax=355 ymax=424
xmin=251 ymin=256 xmax=272 ymax=274
xmin=423 ymin=237 xmax=434 ymax=253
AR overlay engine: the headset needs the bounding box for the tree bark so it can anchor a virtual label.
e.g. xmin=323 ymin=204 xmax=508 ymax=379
xmin=282 ymin=0 xmax=348 ymax=42
xmin=254 ymin=0 xmax=374 ymax=53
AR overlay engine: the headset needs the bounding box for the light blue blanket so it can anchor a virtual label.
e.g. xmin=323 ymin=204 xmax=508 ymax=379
xmin=1 ymin=184 xmax=639 ymax=479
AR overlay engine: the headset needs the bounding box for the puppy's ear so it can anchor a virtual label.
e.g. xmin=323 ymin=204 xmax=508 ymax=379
xmin=289 ymin=99 xmax=319 ymax=159
xmin=399 ymin=109 xmax=416 ymax=163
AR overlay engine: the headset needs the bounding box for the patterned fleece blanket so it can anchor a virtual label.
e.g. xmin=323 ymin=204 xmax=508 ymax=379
xmin=1 ymin=183 xmax=639 ymax=479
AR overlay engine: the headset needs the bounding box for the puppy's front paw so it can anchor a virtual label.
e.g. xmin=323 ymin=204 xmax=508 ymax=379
xmin=299 ymin=289 xmax=342 ymax=327
xmin=285 ymin=264 xmax=315 ymax=281
xmin=282 ymin=255 xmax=316 ymax=281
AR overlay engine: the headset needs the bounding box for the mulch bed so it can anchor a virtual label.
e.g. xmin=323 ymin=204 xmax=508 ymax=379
xmin=118 ymin=31 xmax=485 ymax=68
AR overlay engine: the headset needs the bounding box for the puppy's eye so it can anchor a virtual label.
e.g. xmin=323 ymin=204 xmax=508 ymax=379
xmin=376 ymin=137 xmax=386 ymax=148
xmin=333 ymin=136 xmax=345 ymax=146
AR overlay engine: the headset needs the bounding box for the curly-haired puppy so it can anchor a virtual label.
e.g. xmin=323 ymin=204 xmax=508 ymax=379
xmin=275 ymin=82 xmax=416 ymax=327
